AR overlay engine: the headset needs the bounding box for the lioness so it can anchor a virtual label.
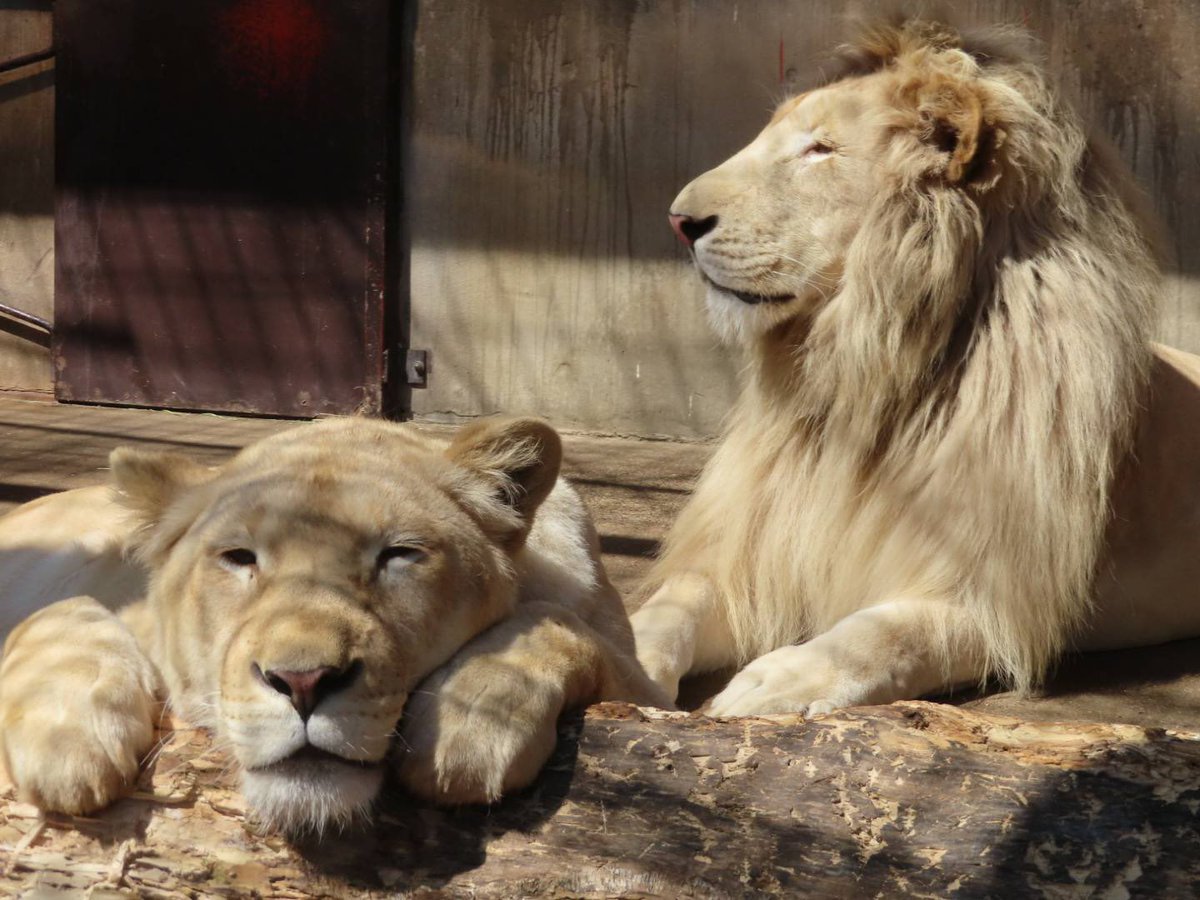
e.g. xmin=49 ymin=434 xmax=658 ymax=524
xmin=632 ymin=18 xmax=1200 ymax=714
xmin=0 ymin=416 xmax=668 ymax=833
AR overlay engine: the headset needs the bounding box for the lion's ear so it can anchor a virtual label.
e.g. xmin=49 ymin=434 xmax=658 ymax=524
xmin=906 ymin=69 xmax=1002 ymax=189
xmin=442 ymin=417 xmax=563 ymax=550
xmin=109 ymin=448 xmax=218 ymax=559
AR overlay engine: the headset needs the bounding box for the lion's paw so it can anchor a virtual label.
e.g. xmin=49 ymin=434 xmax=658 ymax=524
xmin=0 ymin=666 xmax=157 ymax=815
xmin=705 ymin=644 xmax=863 ymax=718
xmin=396 ymin=674 xmax=562 ymax=806
xmin=633 ymin=649 xmax=683 ymax=704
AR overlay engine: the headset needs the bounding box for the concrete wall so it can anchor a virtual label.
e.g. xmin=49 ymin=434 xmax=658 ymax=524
xmin=3 ymin=2 xmax=1200 ymax=435
xmin=407 ymin=0 xmax=1200 ymax=437
xmin=0 ymin=7 xmax=53 ymax=394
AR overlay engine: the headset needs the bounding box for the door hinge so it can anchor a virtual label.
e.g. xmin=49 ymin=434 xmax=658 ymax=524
xmin=385 ymin=347 xmax=430 ymax=388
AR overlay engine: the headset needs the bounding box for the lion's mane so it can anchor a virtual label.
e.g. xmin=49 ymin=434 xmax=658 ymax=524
xmin=651 ymin=19 xmax=1158 ymax=691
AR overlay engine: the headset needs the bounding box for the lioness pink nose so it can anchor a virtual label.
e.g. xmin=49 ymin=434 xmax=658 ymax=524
xmin=255 ymin=662 xmax=361 ymax=720
xmin=669 ymin=213 xmax=718 ymax=247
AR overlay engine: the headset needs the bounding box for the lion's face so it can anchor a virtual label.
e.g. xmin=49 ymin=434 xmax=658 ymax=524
xmin=112 ymin=417 xmax=561 ymax=833
xmin=670 ymin=82 xmax=881 ymax=341
xmin=671 ymin=48 xmax=999 ymax=344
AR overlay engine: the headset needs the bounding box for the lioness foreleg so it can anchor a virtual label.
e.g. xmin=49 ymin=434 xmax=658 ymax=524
xmin=397 ymin=600 xmax=663 ymax=805
xmin=706 ymin=598 xmax=984 ymax=717
xmin=0 ymin=596 xmax=160 ymax=814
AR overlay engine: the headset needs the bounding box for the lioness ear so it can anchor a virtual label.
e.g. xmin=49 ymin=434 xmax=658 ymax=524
xmin=109 ymin=448 xmax=218 ymax=558
xmin=442 ymin=417 xmax=563 ymax=549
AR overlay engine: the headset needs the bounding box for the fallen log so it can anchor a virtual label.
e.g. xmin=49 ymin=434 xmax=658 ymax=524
xmin=2 ymin=701 xmax=1198 ymax=898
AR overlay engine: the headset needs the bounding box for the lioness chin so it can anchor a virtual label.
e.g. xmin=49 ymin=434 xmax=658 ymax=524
xmin=0 ymin=417 xmax=668 ymax=834
xmin=634 ymin=17 xmax=1200 ymax=715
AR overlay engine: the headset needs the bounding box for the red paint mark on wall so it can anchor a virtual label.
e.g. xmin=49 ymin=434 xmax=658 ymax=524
xmin=218 ymin=0 xmax=327 ymax=101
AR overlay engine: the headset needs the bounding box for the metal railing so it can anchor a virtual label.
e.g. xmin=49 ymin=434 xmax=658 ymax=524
xmin=0 ymin=45 xmax=54 ymax=77
xmin=0 ymin=301 xmax=51 ymax=333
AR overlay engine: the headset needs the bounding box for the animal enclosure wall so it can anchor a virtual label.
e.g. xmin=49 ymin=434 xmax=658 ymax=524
xmin=2 ymin=1 xmax=1200 ymax=435
xmin=406 ymin=0 xmax=1200 ymax=438
xmin=0 ymin=7 xmax=53 ymax=395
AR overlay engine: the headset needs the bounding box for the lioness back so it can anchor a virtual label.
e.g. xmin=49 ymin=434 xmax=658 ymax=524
xmin=0 ymin=486 xmax=143 ymax=639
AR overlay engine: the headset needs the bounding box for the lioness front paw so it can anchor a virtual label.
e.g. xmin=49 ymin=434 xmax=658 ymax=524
xmin=0 ymin=599 xmax=159 ymax=816
xmin=396 ymin=673 xmax=562 ymax=806
xmin=705 ymin=644 xmax=863 ymax=717
xmin=0 ymin=676 xmax=157 ymax=815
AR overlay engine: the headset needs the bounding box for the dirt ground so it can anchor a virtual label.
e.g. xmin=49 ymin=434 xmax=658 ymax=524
xmin=1 ymin=396 xmax=1197 ymax=732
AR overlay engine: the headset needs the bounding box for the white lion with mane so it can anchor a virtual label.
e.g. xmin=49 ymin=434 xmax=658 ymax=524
xmin=632 ymin=17 xmax=1200 ymax=715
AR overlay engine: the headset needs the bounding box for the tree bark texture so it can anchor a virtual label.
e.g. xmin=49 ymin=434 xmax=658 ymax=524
xmin=2 ymin=701 xmax=1198 ymax=898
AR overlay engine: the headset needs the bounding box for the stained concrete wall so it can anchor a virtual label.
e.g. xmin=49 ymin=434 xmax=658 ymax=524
xmin=3 ymin=2 xmax=1200 ymax=436
xmin=407 ymin=0 xmax=1200 ymax=437
xmin=0 ymin=7 xmax=53 ymax=394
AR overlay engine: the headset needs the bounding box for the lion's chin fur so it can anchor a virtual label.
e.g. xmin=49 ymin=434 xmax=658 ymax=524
xmin=240 ymin=759 xmax=383 ymax=836
xmin=703 ymin=284 xmax=819 ymax=345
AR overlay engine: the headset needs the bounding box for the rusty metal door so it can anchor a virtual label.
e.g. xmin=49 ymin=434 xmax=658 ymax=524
xmin=54 ymin=0 xmax=393 ymax=417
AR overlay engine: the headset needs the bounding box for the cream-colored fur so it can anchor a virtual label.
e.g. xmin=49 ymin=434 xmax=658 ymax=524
xmin=633 ymin=18 xmax=1200 ymax=715
xmin=0 ymin=417 xmax=667 ymax=833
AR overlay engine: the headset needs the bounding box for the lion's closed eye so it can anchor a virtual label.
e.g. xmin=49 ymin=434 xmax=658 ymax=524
xmin=801 ymin=140 xmax=836 ymax=159
xmin=377 ymin=545 xmax=427 ymax=572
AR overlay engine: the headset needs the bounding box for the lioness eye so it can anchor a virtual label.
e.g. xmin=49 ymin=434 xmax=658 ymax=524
xmin=219 ymin=548 xmax=257 ymax=569
xmin=377 ymin=545 xmax=426 ymax=571
xmin=804 ymin=141 xmax=835 ymax=157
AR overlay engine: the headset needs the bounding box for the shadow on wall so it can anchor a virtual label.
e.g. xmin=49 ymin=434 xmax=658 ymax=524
xmin=0 ymin=67 xmax=53 ymax=219
xmin=407 ymin=0 xmax=1200 ymax=272
xmin=405 ymin=0 xmax=1200 ymax=436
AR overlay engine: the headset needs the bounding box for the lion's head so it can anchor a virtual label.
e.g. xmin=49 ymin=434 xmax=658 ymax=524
xmin=669 ymin=18 xmax=1151 ymax=350
xmin=112 ymin=416 xmax=562 ymax=833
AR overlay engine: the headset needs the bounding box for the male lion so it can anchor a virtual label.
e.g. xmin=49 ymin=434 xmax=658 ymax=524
xmin=0 ymin=417 xmax=667 ymax=833
xmin=632 ymin=18 xmax=1200 ymax=715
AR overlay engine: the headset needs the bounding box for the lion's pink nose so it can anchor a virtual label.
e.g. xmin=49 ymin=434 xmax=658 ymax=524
xmin=669 ymin=213 xmax=718 ymax=247
xmin=255 ymin=662 xmax=361 ymax=720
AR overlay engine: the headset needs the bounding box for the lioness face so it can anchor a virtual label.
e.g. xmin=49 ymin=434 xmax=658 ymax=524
xmin=669 ymin=78 xmax=886 ymax=341
xmin=116 ymin=417 xmax=559 ymax=833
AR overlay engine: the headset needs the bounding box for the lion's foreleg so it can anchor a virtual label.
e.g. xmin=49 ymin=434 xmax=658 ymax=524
xmin=706 ymin=598 xmax=984 ymax=717
xmin=0 ymin=596 xmax=161 ymax=814
xmin=629 ymin=572 xmax=739 ymax=702
xmin=396 ymin=600 xmax=656 ymax=805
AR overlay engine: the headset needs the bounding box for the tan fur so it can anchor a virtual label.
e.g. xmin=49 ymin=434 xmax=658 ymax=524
xmin=633 ymin=18 xmax=1199 ymax=715
xmin=0 ymin=418 xmax=667 ymax=832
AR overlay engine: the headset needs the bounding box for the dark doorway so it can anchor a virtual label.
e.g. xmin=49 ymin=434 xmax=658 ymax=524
xmin=54 ymin=0 xmax=395 ymax=417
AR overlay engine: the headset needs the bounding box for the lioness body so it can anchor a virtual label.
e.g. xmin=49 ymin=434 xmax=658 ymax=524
xmin=634 ymin=19 xmax=1200 ymax=715
xmin=0 ymin=417 xmax=667 ymax=831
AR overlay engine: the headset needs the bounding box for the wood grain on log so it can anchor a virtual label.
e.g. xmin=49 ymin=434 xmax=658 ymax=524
xmin=2 ymin=702 xmax=1198 ymax=898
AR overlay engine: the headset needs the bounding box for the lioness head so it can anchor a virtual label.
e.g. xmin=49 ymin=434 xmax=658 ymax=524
xmin=112 ymin=416 xmax=561 ymax=833
xmin=669 ymin=19 xmax=1043 ymax=343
